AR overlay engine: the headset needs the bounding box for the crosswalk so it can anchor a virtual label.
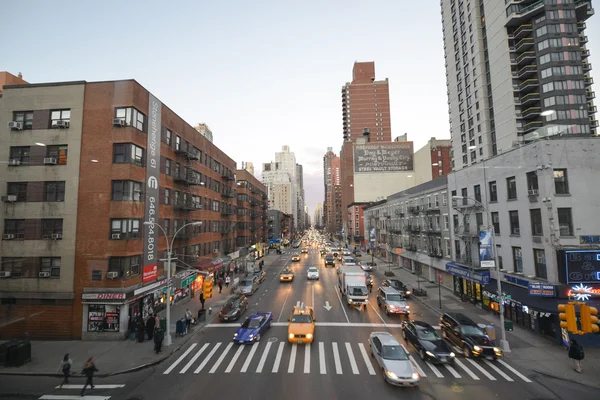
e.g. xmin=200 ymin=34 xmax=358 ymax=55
xmin=162 ymin=340 xmax=532 ymax=383
xmin=38 ymin=384 xmax=125 ymax=400
xmin=282 ymin=249 xmax=320 ymax=255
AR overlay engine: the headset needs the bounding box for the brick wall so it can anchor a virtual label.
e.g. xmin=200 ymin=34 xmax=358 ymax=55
xmin=0 ymin=301 xmax=75 ymax=340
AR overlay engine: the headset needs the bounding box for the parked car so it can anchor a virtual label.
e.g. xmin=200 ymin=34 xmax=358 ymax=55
xmin=369 ymin=332 xmax=420 ymax=387
xmin=233 ymin=312 xmax=273 ymax=344
xmin=381 ymin=279 xmax=411 ymax=298
xmin=377 ymin=287 xmax=410 ymax=316
xmin=439 ymin=312 xmax=502 ymax=360
xmin=401 ymin=320 xmax=455 ymax=364
xmin=219 ymin=294 xmax=249 ymax=322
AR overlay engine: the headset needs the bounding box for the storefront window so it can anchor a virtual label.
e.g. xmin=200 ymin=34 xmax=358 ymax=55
xmin=88 ymin=305 xmax=120 ymax=332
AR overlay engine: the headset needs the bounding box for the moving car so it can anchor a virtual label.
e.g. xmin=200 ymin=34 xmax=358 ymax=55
xmin=440 ymin=312 xmax=502 ymax=360
xmin=320 ymin=248 xmax=327 ymax=256
xmin=239 ymin=276 xmax=260 ymax=296
xmin=253 ymin=269 xmax=267 ymax=283
xmin=353 ymin=250 xmax=362 ymax=257
xmin=360 ymin=263 xmax=373 ymax=272
xmin=402 ymin=320 xmax=455 ymax=364
xmin=381 ymin=279 xmax=411 ymax=298
xmin=307 ymin=267 xmax=319 ymax=280
xmin=291 ymin=253 xmax=301 ymax=262
xmin=301 ymin=248 xmax=308 ymax=254
xmin=219 ymin=294 xmax=248 ymax=322
xmin=369 ymin=332 xmax=420 ymax=387
xmin=288 ymin=304 xmax=315 ymax=344
xmin=324 ymin=254 xmax=335 ymax=267
xmin=279 ymin=268 xmax=294 ymax=282
xmin=377 ymin=287 xmax=410 ymax=316
xmin=233 ymin=312 xmax=273 ymax=344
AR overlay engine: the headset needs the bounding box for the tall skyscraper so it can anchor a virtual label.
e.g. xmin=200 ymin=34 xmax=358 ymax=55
xmin=296 ymin=163 xmax=305 ymax=231
xmin=441 ymin=0 xmax=596 ymax=171
xmin=261 ymin=146 xmax=299 ymax=230
xmin=322 ymin=147 xmax=336 ymax=228
xmin=193 ymin=123 xmax=213 ymax=143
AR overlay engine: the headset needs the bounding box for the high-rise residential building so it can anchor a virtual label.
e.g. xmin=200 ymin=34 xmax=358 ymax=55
xmin=413 ymin=137 xmax=453 ymax=185
xmin=241 ymin=161 xmax=255 ymax=176
xmin=261 ymin=146 xmax=299 ymax=229
xmin=441 ymin=0 xmax=596 ymax=171
xmin=313 ymin=202 xmax=323 ymax=228
xmin=193 ymin=123 xmax=213 ymax=143
xmin=296 ymin=163 xmax=305 ymax=231
xmin=329 ymin=157 xmax=342 ymax=234
xmin=322 ymin=147 xmax=336 ymax=228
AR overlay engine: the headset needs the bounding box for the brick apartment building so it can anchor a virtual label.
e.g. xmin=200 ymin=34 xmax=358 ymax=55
xmin=235 ymin=169 xmax=268 ymax=253
xmin=0 ymin=77 xmax=263 ymax=340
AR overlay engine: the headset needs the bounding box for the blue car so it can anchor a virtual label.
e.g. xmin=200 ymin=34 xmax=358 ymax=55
xmin=233 ymin=312 xmax=273 ymax=344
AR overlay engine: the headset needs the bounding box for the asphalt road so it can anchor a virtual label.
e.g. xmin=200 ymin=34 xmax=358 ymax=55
xmin=2 ymin=244 xmax=597 ymax=400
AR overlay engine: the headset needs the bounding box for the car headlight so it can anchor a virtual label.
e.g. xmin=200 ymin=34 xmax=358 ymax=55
xmin=473 ymin=346 xmax=482 ymax=352
xmin=405 ymin=291 xmax=411 ymax=295
xmin=426 ymin=351 xmax=436 ymax=358
xmin=493 ymin=347 xmax=502 ymax=354
xmin=412 ymin=372 xmax=420 ymax=380
xmin=386 ymin=370 xmax=398 ymax=380
xmin=233 ymin=333 xmax=238 ymax=337
xmin=289 ymin=333 xmax=294 ymax=339
xmin=306 ymin=333 xmax=313 ymax=339
xmin=450 ymin=352 xmax=455 ymax=357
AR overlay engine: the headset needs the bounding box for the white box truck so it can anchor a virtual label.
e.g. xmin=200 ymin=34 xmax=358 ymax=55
xmin=338 ymin=266 xmax=369 ymax=310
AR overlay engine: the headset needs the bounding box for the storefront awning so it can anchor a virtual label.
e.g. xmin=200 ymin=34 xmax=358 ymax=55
xmin=445 ymin=263 xmax=491 ymax=285
xmin=483 ymin=279 xmax=563 ymax=314
xmin=195 ymin=257 xmax=228 ymax=271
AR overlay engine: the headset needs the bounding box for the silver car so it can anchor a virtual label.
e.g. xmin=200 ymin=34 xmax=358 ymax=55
xmin=369 ymin=332 xmax=420 ymax=387
xmin=239 ymin=276 xmax=259 ymax=296
xmin=307 ymin=267 xmax=319 ymax=280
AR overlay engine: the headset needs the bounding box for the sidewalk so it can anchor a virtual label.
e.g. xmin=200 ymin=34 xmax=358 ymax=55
xmin=0 ymin=252 xmax=281 ymax=377
xmin=371 ymin=256 xmax=600 ymax=388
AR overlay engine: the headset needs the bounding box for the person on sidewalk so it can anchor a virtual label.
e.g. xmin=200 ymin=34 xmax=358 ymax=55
xmin=225 ymin=275 xmax=231 ymax=288
xmin=218 ymin=278 xmax=223 ymax=294
xmin=136 ymin=317 xmax=145 ymax=343
xmin=185 ymin=309 xmax=193 ymax=332
xmin=146 ymin=314 xmax=156 ymax=341
xmin=568 ymin=338 xmax=585 ymax=373
xmin=200 ymin=292 xmax=206 ymax=310
xmin=57 ymin=353 xmax=72 ymax=387
xmin=80 ymin=357 xmax=98 ymax=396
xmin=154 ymin=326 xmax=164 ymax=354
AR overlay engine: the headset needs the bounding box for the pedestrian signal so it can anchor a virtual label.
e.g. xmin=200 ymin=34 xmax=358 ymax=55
xmin=558 ymin=304 xmax=577 ymax=333
xmin=203 ymin=279 xmax=213 ymax=299
xmin=580 ymin=305 xmax=599 ymax=334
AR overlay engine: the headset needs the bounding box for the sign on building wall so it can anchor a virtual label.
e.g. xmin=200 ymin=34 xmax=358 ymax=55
xmin=354 ymin=143 xmax=414 ymax=173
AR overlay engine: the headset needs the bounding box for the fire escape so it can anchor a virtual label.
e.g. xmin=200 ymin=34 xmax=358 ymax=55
xmin=219 ymin=167 xmax=236 ymax=253
xmin=173 ymin=145 xmax=202 ymax=253
xmin=407 ymin=205 xmax=420 ymax=252
xmin=424 ymin=202 xmax=443 ymax=258
xmin=452 ymin=198 xmax=481 ymax=267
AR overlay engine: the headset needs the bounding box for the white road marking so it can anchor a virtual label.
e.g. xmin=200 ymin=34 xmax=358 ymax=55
xmin=277 ymin=289 xmax=290 ymax=323
xmin=256 ymin=341 xmax=272 ymax=373
xmin=367 ymin=300 xmax=387 ymax=324
xmin=240 ymin=342 xmax=259 ymax=373
xmin=288 ymin=343 xmax=298 ymax=373
xmin=409 ymin=355 xmax=427 ymax=378
xmin=40 ymin=396 xmax=110 ymax=400
xmin=164 ymin=343 xmax=197 ymax=374
xmin=209 ymin=342 xmax=234 ymax=373
xmin=358 ymin=343 xmax=376 ymax=375
xmin=272 ymin=342 xmax=285 ymax=373
xmin=445 ymin=363 xmax=462 ymax=378
xmin=454 ymin=358 xmax=479 ymax=380
xmin=194 ymin=342 xmax=222 ymax=373
xmin=497 ymin=359 xmax=532 ymax=383
xmin=179 ymin=343 xmax=209 ymax=374
xmin=466 ymin=358 xmax=496 ymax=380
xmin=319 ymin=342 xmax=326 ymax=375
xmin=484 ymin=359 xmax=513 ymax=381
xmin=206 ymin=322 xmax=408 ymax=328
xmin=304 ymin=343 xmax=311 ymax=373
xmin=225 ymin=344 xmax=245 ymax=373
xmin=345 ymin=342 xmax=359 ymax=374
xmin=333 ymin=285 xmax=350 ymax=323
xmin=426 ymin=361 xmax=444 ymax=378
xmin=332 ymin=342 xmax=343 ymax=374
xmin=54 ymin=385 xmax=125 ymax=389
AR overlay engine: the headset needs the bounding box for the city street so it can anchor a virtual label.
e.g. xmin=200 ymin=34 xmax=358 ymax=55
xmin=1 ymin=247 xmax=597 ymax=400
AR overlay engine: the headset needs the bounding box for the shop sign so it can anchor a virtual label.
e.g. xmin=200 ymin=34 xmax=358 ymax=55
xmin=134 ymin=278 xmax=169 ymax=296
xmin=579 ymin=235 xmax=600 ymax=245
xmin=504 ymin=274 xmax=530 ymax=288
xmin=143 ymin=264 xmax=158 ymax=283
xmin=181 ymin=274 xmax=196 ymax=288
xmin=82 ymin=293 xmax=126 ymax=300
xmin=567 ymin=284 xmax=600 ymax=301
xmin=445 ymin=263 xmax=490 ymax=285
xmin=564 ymin=250 xmax=600 ymax=284
xmin=528 ymin=283 xmax=556 ymax=297
xmin=483 ymin=290 xmax=512 ymax=303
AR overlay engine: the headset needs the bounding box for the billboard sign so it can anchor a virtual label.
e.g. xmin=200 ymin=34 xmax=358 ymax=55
xmin=354 ymin=143 xmax=414 ymax=173
xmin=478 ymin=229 xmax=495 ymax=268
xmin=564 ymin=250 xmax=600 ymax=284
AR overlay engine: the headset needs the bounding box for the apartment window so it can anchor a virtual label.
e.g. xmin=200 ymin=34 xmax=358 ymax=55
xmin=115 ymin=107 xmax=146 ymax=131
xmin=532 ymin=248 xmax=547 ymax=279
xmin=461 ymin=188 xmax=468 ymax=205
xmin=42 ymin=219 xmax=63 ymax=238
xmin=509 ymin=210 xmax=520 ymax=235
xmin=473 ymin=185 xmax=481 ymax=203
xmin=443 ymin=215 xmax=449 ymax=230
xmin=111 ymin=180 xmax=143 ymax=202
xmin=530 ymin=209 xmax=543 ymax=236
xmin=1 ymin=258 xmax=23 ymax=277
xmin=557 ymin=208 xmax=574 ymax=236
xmin=108 ymin=255 xmax=141 ymax=278
xmin=7 ymin=182 xmax=27 ymax=201
xmin=13 ymin=111 xmax=33 ymax=129
xmin=50 ymin=109 xmax=71 ymax=128
xmin=113 ymin=143 xmax=144 ymax=166
xmin=175 ymin=136 xmax=181 ymax=151
xmin=41 ymin=257 xmax=61 ymax=277
xmin=4 ymin=219 xmax=25 ymax=239
xmin=9 ymin=146 xmax=30 ymax=164
xmin=165 ymin=159 xmax=171 ymax=175
xmin=506 ymin=177 xmax=517 ymax=199
xmin=44 ymin=181 xmax=66 ymax=202
xmin=526 ymin=171 xmax=539 ymax=192
xmin=110 ymin=219 xmax=141 ymax=239
xmin=553 ymin=169 xmax=569 ymax=194
xmin=512 ymin=247 xmax=523 ymax=273
xmin=165 ymin=129 xmax=172 ymax=146
xmin=491 ymin=212 xmax=500 ymax=234
xmin=46 ymin=145 xmax=68 ymax=165
xmin=489 ymin=181 xmax=497 ymax=202
xmin=164 ymin=188 xmax=171 ymax=205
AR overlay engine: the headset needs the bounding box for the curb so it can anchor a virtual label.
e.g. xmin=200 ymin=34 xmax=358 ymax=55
xmin=530 ymin=368 xmax=600 ymax=389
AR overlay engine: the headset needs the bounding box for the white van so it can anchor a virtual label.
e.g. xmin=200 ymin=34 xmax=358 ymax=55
xmin=341 ymin=256 xmax=357 ymax=267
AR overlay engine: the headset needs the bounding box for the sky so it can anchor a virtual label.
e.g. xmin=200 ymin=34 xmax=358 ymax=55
xmin=2 ymin=0 xmax=599 ymax=216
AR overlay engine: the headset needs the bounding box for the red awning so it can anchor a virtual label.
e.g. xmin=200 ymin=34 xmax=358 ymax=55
xmin=195 ymin=257 xmax=225 ymax=271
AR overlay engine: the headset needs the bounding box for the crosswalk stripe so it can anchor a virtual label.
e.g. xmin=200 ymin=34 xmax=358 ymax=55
xmin=179 ymin=343 xmax=209 ymax=374
xmin=318 ymin=342 xmax=326 ymax=374
xmin=54 ymin=385 xmax=125 ymax=389
xmin=256 ymin=341 xmax=272 ymax=373
xmin=409 ymin=355 xmax=427 ymax=378
xmin=40 ymin=396 xmax=110 ymax=400
xmin=164 ymin=343 xmax=197 ymax=374
xmin=358 ymin=343 xmax=376 ymax=375
xmin=241 ymin=342 xmax=258 ymax=373
xmin=466 ymin=358 xmax=496 ymax=380
xmin=194 ymin=342 xmax=221 ymax=373
xmin=210 ymin=342 xmax=233 ymax=373
xmin=445 ymin=364 xmax=462 ymax=378
xmin=498 ymin=359 xmax=532 ymax=383
xmin=332 ymin=342 xmax=343 ymax=374
xmin=288 ymin=343 xmax=297 ymax=373
xmin=272 ymin=342 xmax=285 ymax=373
xmin=345 ymin=342 xmax=360 ymax=375
xmin=225 ymin=344 xmax=245 ymax=373
xmin=484 ymin=359 xmax=513 ymax=381
xmin=454 ymin=358 xmax=479 ymax=380
xmin=304 ymin=343 xmax=311 ymax=374
xmin=426 ymin=361 xmax=444 ymax=378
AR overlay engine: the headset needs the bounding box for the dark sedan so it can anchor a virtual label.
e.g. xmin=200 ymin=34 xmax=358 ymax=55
xmin=402 ymin=320 xmax=455 ymax=364
xmin=382 ymin=279 xmax=411 ymax=298
xmin=219 ymin=294 xmax=248 ymax=322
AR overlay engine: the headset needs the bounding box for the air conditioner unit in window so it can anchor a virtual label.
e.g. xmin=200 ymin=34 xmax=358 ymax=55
xmin=1 ymin=195 xmax=17 ymax=202
xmin=113 ymin=118 xmax=126 ymax=127
xmin=9 ymin=159 xmax=21 ymax=166
xmin=3 ymin=234 xmax=15 ymax=240
xmin=0 ymin=271 xmax=11 ymax=278
xmin=528 ymin=189 xmax=539 ymax=196
xmin=39 ymin=272 xmax=51 ymax=278
xmin=107 ymin=271 xmax=119 ymax=279
xmin=55 ymin=120 xmax=70 ymax=128
xmin=111 ymin=233 xmax=121 ymax=240
xmin=51 ymin=233 xmax=62 ymax=240
xmin=8 ymin=121 xmax=23 ymax=130
xmin=44 ymin=158 xmax=58 ymax=165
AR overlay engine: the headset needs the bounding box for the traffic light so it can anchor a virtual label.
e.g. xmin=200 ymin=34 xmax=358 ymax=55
xmin=558 ymin=303 xmax=577 ymax=333
xmin=580 ymin=305 xmax=599 ymax=334
xmin=203 ymin=279 xmax=213 ymax=299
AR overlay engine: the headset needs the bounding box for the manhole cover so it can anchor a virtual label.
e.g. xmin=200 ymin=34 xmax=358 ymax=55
xmin=268 ymin=337 xmax=278 ymax=343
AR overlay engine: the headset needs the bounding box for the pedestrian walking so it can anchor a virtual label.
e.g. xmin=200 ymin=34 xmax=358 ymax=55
xmin=225 ymin=275 xmax=231 ymax=287
xmin=218 ymin=278 xmax=223 ymax=294
xmin=80 ymin=357 xmax=98 ymax=396
xmin=136 ymin=317 xmax=145 ymax=343
xmin=57 ymin=353 xmax=72 ymax=387
xmin=154 ymin=326 xmax=164 ymax=354
xmin=568 ymin=338 xmax=585 ymax=373
xmin=200 ymin=292 xmax=206 ymax=310
xmin=146 ymin=314 xmax=155 ymax=340
xmin=185 ymin=309 xmax=192 ymax=332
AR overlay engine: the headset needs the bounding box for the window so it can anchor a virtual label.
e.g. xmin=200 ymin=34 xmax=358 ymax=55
xmin=164 ymin=129 xmax=172 ymax=146
xmin=111 ymin=180 xmax=143 ymax=202
xmin=509 ymin=210 xmax=520 ymax=235
xmin=41 ymin=257 xmax=61 ymax=277
xmin=175 ymin=136 xmax=181 ymax=151
xmin=473 ymin=185 xmax=481 ymax=203
xmin=7 ymin=182 xmax=27 ymax=201
xmin=44 ymin=181 xmax=66 ymax=202
xmin=88 ymin=304 xmax=120 ymax=332
xmin=512 ymin=247 xmax=523 ymax=273
xmin=489 ymin=181 xmax=497 ymax=202
xmin=491 ymin=212 xmax=500 ymax=234
xmin=553 ymin=169 xmax=569 ymax=194
xmin=46 ymin=145 xmax=68 ymax=165
xmin=164 ymin=188 xmax=171 ymax=205
xmin=557 ymin=208 xmax=573 ymax=236
xmin=42 ymin=219 xmax=63 ymax=238
xmin=9 ymin=146 xmax=30 ymax=163
xmin=114 ymin=107 xmax=146 ymax=131
xmin=532 ymin=249 xmax=547 ymax=279
xmin=13 ymin=111 xmax=33 ymax=129
xmin=108 ymin=255 xmax=141 ymax=278
xmin=165 ymin=159 xmax=171 ymax=175
xmin=110 ymin=219 xmax=141 ymax=239
xmin=443 ymin=215 xmax=449 ymax=230
xmin=0 ymin=258 xmax=22 ymax=277
xmin=529 ymin=209 xmax=543 ymax=236
xmin=113 ymin=143 xmax=144 ymax=166
xmin=526 ymin=171 xmax=539 ymax=193
xmin=4 ymin=219 xmax=25 ymax=239
xmin=50 ymin=109 xmax=71 ymax=128
xmin=506 ymin=177 xmax=517 ymax=199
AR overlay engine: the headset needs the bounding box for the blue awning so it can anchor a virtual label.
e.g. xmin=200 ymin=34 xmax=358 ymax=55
xmin=445 ymin=263 xmax=491 ymax=285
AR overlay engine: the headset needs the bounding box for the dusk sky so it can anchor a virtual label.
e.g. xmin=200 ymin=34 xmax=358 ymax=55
xmin=2 ymin=0 xmax=598 ymax=214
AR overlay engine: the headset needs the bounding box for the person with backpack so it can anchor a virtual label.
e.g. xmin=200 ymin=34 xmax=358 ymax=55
xmin=57 ymin=353 xmax=72 ymax=387
xmin=568 ymin=338 xmax=585 ymax=373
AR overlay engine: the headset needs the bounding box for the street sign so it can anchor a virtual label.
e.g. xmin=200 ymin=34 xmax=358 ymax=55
xmin=181 ymin=273 xmax=196 ymax=289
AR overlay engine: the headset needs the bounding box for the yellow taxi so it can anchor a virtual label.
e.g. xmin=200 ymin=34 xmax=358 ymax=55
xmin=291 ymin=253 xmax=301 ymax=262
xmin=301 ymin=248 xmax=308 ymax=254
xmin=287 ymin=304 xmax=315 ymax=344
xmin=279 ymin=268 xmax=294 ymax=282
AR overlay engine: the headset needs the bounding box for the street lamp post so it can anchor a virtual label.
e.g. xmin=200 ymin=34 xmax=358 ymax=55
xmin=385 ymin=215 xmax=394 ymax=277
xmin=143 ymin=220 xmax=202 ymax=347
xmin=451 ymin=196 xmax=510 ymax=353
